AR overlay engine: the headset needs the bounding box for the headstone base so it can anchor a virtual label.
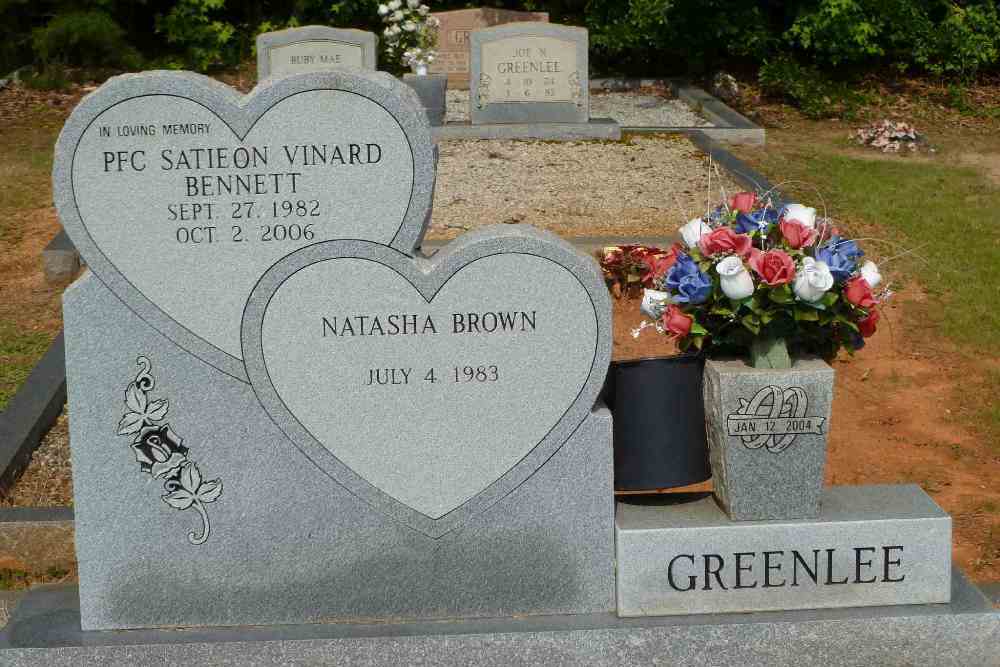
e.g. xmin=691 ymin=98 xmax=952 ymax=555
xmin=433 ymin=118 xmax=621 ymax=142
xmin=615 ymin=485 xmax=952 ymax=617
xmin=2 ymin=569 xmax=996 ymax=666
xmin=403 ymin=73 xmax=447 ymax=126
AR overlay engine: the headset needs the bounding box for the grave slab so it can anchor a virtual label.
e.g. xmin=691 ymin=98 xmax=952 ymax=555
xmin=63 ymin=224 xmax=614 ymax=630
xmin=53 ymin=70 xmax=435 ymax=381
xmin=470 ymin=22 xmax=588 ymax=125
xmin=256 ymin=26 xmax=377 ymax=80
xmin=429 ymin=8 xmax=548 ymax=89
xmin=1 ymin=569 xmax=996 ymax=666
xmin=615 ymin=485 xmax=952 ymax=617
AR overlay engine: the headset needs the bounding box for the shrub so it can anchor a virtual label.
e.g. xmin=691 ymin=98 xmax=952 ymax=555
xmin=32 ymin=10 xmax=140 ymax=69
xmin=758 ymin=55 xmax=864 ymax=119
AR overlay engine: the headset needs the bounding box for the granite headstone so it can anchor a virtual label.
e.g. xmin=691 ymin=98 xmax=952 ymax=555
xmin=429 ymin=8 xmax=548 ymax=89
xmin=256 ymin=26 xmax=377 ymax=80
xmin=61 ymin=219 xmax=614 ymax=628
xmin=53 ymin=69 xmax=435 ymax=381
xmin=470 ymin=22 xmax=589 ymax=125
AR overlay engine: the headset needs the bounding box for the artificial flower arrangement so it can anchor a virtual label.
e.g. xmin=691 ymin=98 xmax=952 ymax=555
xmin=378 ymin=0 xmax=440 ymax=74
xmin=600 ymin=191 xmax=887 ymax=367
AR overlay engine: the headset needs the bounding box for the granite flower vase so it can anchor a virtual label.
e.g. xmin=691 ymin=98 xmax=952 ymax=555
xmin=403 ymin=73 xmax=447 ymax=126
xmin=703 ymin=358 xmax=834 ymax=520
xmin=606 ymin=353 xmax=711 ymax=491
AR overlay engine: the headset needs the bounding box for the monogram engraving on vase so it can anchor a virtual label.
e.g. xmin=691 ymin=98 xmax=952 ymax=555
xmin=726 ymin=385 xmax=826 ymax=453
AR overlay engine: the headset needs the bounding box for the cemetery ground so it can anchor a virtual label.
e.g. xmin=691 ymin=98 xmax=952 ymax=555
xmin=0 ymin=74 xmax=998 ymax=592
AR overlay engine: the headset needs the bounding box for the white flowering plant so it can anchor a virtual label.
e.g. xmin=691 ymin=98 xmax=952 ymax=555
xmin=378 ymin=0 xmax=439 ymax=71
xmin=599 ymin=191 xmax=890 ymax=366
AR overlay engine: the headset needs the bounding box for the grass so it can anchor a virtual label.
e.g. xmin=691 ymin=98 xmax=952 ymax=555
xmin=749 ymin=150 xmax=1000 ymax=355
xmin=0 ymin=324 xmax=52 ymax=411
xmin=0 ymin=109 xmax=62 ymax=242
xmin=0 ymin=107 xmax=65 ymax=411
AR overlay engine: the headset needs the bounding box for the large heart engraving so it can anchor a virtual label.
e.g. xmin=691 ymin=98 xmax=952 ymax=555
xmin=54 ymin=70 xmax=435 ymax=381
xmin=242 ymin=227 xmax=612 ymax=538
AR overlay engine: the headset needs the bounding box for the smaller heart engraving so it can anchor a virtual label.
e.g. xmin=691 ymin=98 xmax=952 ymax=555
xmin=242 ymin=227 xmax=611 ymax=538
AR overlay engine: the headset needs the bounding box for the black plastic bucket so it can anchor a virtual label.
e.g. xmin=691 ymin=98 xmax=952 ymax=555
xmin=605 ymin=354 xmax=711 ymax=491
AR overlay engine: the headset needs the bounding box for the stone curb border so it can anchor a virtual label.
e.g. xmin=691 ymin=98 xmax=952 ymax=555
xmin=589 ymin=78 xmax=765 ymax=146
xmin=0 ymin=334 xmax=66 ymax=497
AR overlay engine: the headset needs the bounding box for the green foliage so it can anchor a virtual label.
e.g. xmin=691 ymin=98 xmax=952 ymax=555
xmin=156 ymin=0 xmax=237 ymax=71
xmin=759 ymin=55 xmax=865 ymax=119
xmin=32 ymin=10 xmax=140 ymax=69
xmin=787 ymin=0 xmax=1000 ymax=79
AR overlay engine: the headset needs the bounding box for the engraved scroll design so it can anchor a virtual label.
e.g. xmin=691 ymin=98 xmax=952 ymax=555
xmin=116 ymin=356 xmax=223 ymax=545
xmin=477 ymin=73 xmax=491 ymax=108
xmin=569 ymin=71 xmax=583 ymax=107
xmin=726 ymin=385 xmax=824 ymax=454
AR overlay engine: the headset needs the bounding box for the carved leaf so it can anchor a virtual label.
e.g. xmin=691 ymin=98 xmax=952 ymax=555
xmin=162 ymin=488 xmax=196 ymax=511
xmin=179 ymin=462 xmax=202 ymax=493
xmin=125 ymin=383 xmax=147 ymax=414
xmin=145 ymin=398 xmax=169 ymax=422
xmin=197 ymin=479 xmax=223 ymax=503
xmin=117 ymin=411 xmax=146 ymax=436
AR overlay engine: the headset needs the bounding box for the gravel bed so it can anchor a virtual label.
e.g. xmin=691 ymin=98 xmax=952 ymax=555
xmin=444 ymin=89 xmax=713 ymax=127
xmin=0 ymin=409 xmax=72 ymax=507
xmin=428 ymin=134 xmax=743 ymax=240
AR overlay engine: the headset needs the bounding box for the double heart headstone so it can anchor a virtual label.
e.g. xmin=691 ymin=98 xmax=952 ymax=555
xmin=58 ymin=69 xmax=614 ymax=629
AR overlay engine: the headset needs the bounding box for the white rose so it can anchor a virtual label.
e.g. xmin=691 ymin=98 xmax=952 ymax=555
xmin=716 ymin=256 xmax=755 ymax=300
xmin=388 ymin=0 xmax=401 ymax=9
xmin=392 ymin=10 xmax=404 ymax=21
xmin=403 ymin=20 xmax=416 ymax=31
xmin=859 ymin=260 xmax=881 ymax=288
xmin=783 ymin=203 xmax=817 ymax=229
xmin=407 ymin=0 xmax=420 ymax=7
xmin=418 ymin=5 xmax=429 ymax=15
xmin=378 ymin=4 xmax=389 ymax=15
xmin=793 ymin=256 xmax=834 ymax=302
xmin=640 ymin=289 xmax=670 ymax=319
xmin=679 ymin=217 xmax=711 ymax=247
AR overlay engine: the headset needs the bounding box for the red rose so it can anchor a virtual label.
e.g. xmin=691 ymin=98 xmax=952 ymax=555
xmin=641 ymin=245 xmax=681 ymax=285
xmin=844 ymin=276 xmax=877 ymax=309
xmin=661 ymin=305 xmax=693 ymax=338
xmin=600 ymin=246 xmax=624 ymax=268
xmin=858 ymin=308 xmax=879 ymax=337
xmin=730 ymin=191 xmax=757 ymax=214
xmin=699 ymin=227 xmax=753 ymax=258
xmin=749 ymin=249 xmax=796 ymax=286
xmin=779 ymin=219 xmax=817 ymax=249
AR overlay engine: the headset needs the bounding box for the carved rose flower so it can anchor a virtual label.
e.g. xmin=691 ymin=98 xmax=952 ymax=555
xmin=132 ymin=424 xmax=189 ymax=478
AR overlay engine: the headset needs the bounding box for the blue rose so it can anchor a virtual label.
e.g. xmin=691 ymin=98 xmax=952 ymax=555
xmin=665 ymin=253 xmax=713 ymax=304
xmin=816 ymin=236 xmax=864 ymax=282
xmin=734 ymin=208 xmax=779 ymax=234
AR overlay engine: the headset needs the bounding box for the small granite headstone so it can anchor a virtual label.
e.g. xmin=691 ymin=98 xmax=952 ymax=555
xmin=53 ymin=69 xmax=434 ymax=380
xmin=256 ymin=26 xmax=377 ymax=80
xmin=429 ymin=8 xmax=548 ymax=89
xmin=470 ymin=22 xmax=589 ymax=125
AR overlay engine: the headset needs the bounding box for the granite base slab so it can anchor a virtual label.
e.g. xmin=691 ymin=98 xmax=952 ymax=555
xmin=615 ymin=485 xmax=952 ymax=617
xmin=1 ymin=569 xmax=996 ymax=666
xmin=433 ymin=118 xmax=621 ymax=142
